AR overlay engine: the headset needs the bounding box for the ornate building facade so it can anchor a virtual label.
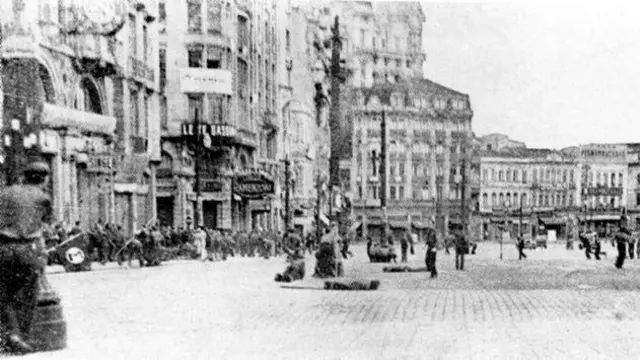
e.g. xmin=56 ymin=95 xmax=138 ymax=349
xmin=477 ymin=148 xmax=578 ymax=241
xmin=1 ymin=0 xmax=161 ymax=236
xmin=159 ymin=0 xmax=280 ymax=230
xmin=329 ymin=2 xmax=473 ymax=237
xmin=348 ymin=81 xmax=473 ymax=239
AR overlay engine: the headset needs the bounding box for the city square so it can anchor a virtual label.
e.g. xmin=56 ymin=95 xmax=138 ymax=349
xmin=2 ymin=0 xmax=640 ymax=358
xmin=21 ymin=243 xmax=640 ymax=360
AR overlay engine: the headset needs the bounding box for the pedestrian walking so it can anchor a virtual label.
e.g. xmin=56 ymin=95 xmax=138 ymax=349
xmin=400 ymin=229 xmax=412 ymax=263
xmin=340 ymin=232 xmax=354 ymax=259
xmin=579 ymin=231 xmax=592 ymax=260
xmin=193 ymin=226 xmax=208 ymax=261
xmin=517 ymin=235 xmax=527 ymax=260
xmin=0 ymin=159 xmax=52 ymax=354
xmin=424 ymin=228 xmax=438 ymax=278
xmin=614 ymin=221 xmax=632 ymax=269
xmin=454 ymin=230 xmax=467 ymax=271
xmin=593 ymin=235 xmax=602 ymax=261
xmin=628 ymin=236 xmax=636 ymax=260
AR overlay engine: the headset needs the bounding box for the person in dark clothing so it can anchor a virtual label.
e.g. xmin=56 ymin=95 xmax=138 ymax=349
xmin=517 ymin=236 xmax=527 ymax=260
xmin=69 ymin=221 xmax=83 ymax=236
xmin=400 ymin=230 xmax=411 ymax=263
xmin=579 ymin=232 xmax=592 ymax=260
xmin=0 ymin=160 xmax=52 ymax=354
xmin=628 ymin=237 xmax=636 ymax=260
xmin=614 ymin=223 xmax=632 ymax=269
xmin=454 ymin=231 xmax=466 ymax=271
xmin=424 ymin=228 xmax=438 ymax=278
xmin=340 ymin=233 xmax=354 ymax=259
xmin=593 ymin=235 xmax=602 ymax=261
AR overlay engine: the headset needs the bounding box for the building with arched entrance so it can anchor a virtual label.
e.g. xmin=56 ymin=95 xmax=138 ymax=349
xmin=1 ymin=1 xmax=161 ymax=237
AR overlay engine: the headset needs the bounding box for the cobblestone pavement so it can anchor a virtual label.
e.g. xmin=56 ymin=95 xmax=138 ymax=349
xmin=24 ymin=243 xmax=640 ymax=359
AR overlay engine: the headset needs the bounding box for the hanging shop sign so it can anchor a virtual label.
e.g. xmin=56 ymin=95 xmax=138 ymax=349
xmin=233 ymin=173 xmax=274 ymax=199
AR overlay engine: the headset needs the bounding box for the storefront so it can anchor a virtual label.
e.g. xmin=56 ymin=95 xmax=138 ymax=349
xmin=538 ymin=216 xmax=567 ymax=240
xmin=233 ymin=172 xmax=275 ymax=231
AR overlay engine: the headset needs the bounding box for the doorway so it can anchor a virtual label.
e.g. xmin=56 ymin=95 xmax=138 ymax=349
xmin=202 ymin=200 xmax=221 ymax=229
xmin=156 ymin=196 xmax=174 ymax=227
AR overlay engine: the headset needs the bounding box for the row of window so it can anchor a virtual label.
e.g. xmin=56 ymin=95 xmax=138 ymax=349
xmin=481 ymin=191 xmax=577 ymax=209
xmin=482 ymin=167 xmax=575 ymax=185
xmin=586 ymin=171 xmax=624 ymax=187
xmin=354 ymin=91 xmax=468 ymax=111
xmin=359 ymin=152 xmax=450 ymax=178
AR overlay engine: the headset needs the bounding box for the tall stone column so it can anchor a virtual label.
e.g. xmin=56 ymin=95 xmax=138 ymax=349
xmin=149 ymin=162 xmax=158 ymax=222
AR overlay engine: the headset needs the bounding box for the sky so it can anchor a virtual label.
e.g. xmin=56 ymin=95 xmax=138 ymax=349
xmin=419 ymin=1 xmax=640 ymax=149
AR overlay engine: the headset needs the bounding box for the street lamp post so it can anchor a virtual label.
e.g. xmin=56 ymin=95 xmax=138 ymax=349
xmin=502 ymin=200 xmax=511 ymax=260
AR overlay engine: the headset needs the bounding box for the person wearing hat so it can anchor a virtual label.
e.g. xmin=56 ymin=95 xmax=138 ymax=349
xmin=0 ymin=157 xmax=52 ymax=353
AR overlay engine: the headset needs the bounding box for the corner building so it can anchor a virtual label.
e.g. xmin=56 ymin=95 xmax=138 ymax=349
xmin=159 ymin=0 xmax=280 ymax=230
xmin=1 ymin=0 xmax=161 ymax=236
xmin=331 ymin=2 xmax=473 ymax=237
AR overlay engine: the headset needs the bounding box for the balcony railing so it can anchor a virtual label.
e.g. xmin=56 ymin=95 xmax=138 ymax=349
xmin=128 ymin=56 xmax=155 ymax=84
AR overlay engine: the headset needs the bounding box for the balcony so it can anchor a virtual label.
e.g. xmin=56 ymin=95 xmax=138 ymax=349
xmin=128 ymin=56 xmax=155 ymax=85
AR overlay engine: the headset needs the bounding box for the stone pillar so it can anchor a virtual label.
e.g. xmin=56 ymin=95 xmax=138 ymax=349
xmin=130 ymin=191 xmax=138 ymax=233
xmin=149 ymin=162 xmax=158 ymax=222
xmin=52 ymin=152 xmax=64 ymax=222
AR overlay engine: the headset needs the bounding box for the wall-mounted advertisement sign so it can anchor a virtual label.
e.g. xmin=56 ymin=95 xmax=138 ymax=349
xmin=180 ymin=68 xmax=233 ymax=95
xmin=585 ymin=187 xmax=623 ymax=196
xmin=579 ymin=144 xmax=627 ymax=159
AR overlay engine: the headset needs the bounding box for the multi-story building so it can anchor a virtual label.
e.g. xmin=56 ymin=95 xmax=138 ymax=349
xmin=625 ymin=143 xmax=640 ymax=230
xmin=278 ymin=3 xmax=332 ymax=234
xmin=158 ymin=0 xmax=280 ymax=230
xmin=1 ymin=0 xmax=161 ymax=236
xmin=567 ymin=144 xmax=629 ymax=235
xmin=477 ymin=147 xmax=578 ymax=241
xmin=348 ymin=80 xmax=473 ymax=239
xmin=331 ymin=2 xmax=473 ymax=238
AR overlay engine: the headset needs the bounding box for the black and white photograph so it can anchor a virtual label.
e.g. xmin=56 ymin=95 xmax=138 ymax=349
xmin=1 ymin=0 xmax=640 ymax=358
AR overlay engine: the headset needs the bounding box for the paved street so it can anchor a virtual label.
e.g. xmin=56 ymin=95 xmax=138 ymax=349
xmin=24 ymin=242 xmax=640 ymax=359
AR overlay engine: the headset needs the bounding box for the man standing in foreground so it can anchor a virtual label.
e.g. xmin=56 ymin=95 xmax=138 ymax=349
xmin=454 ymin=228 xmax=467 ymax=271
xmin=0 ymin=160 xmax=52 ymax=353
xmin=615 ymin=218 xmax=632 ymax=269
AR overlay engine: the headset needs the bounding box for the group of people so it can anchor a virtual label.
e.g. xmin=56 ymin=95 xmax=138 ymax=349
xmin=577 ymin=219 xmax=639 ymax=269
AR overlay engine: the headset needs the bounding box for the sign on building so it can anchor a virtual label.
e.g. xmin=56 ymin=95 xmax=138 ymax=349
xmin=180 ymin=68 xmax=233 ymax=95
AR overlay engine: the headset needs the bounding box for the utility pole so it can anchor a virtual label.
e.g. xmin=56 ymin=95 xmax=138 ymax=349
xmin=316 ymin=173 xmax=322 ymax=243
xmin=328 ymin=15 xmax=345 ymax=224
xmin=380 ymin=109 xmax=387 ymax=241
xmin=194 ymin=108 xmax=202 ymax=227
xmin=460 ymin=140 xmax=467 ymax=238
xmin=284 ymin=156 xmax=291 ymax=231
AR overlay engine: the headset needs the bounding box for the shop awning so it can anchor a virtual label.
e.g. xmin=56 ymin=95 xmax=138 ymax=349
xmin=539 ymin=217 xmax=566 ymax=226
xmin=579 ymin=214 xmax=622 ymax=222
xmin=389 ymin=221 xmax=408 ymax=229
xmin=412 ymin=221 xmax=431 ymax=229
